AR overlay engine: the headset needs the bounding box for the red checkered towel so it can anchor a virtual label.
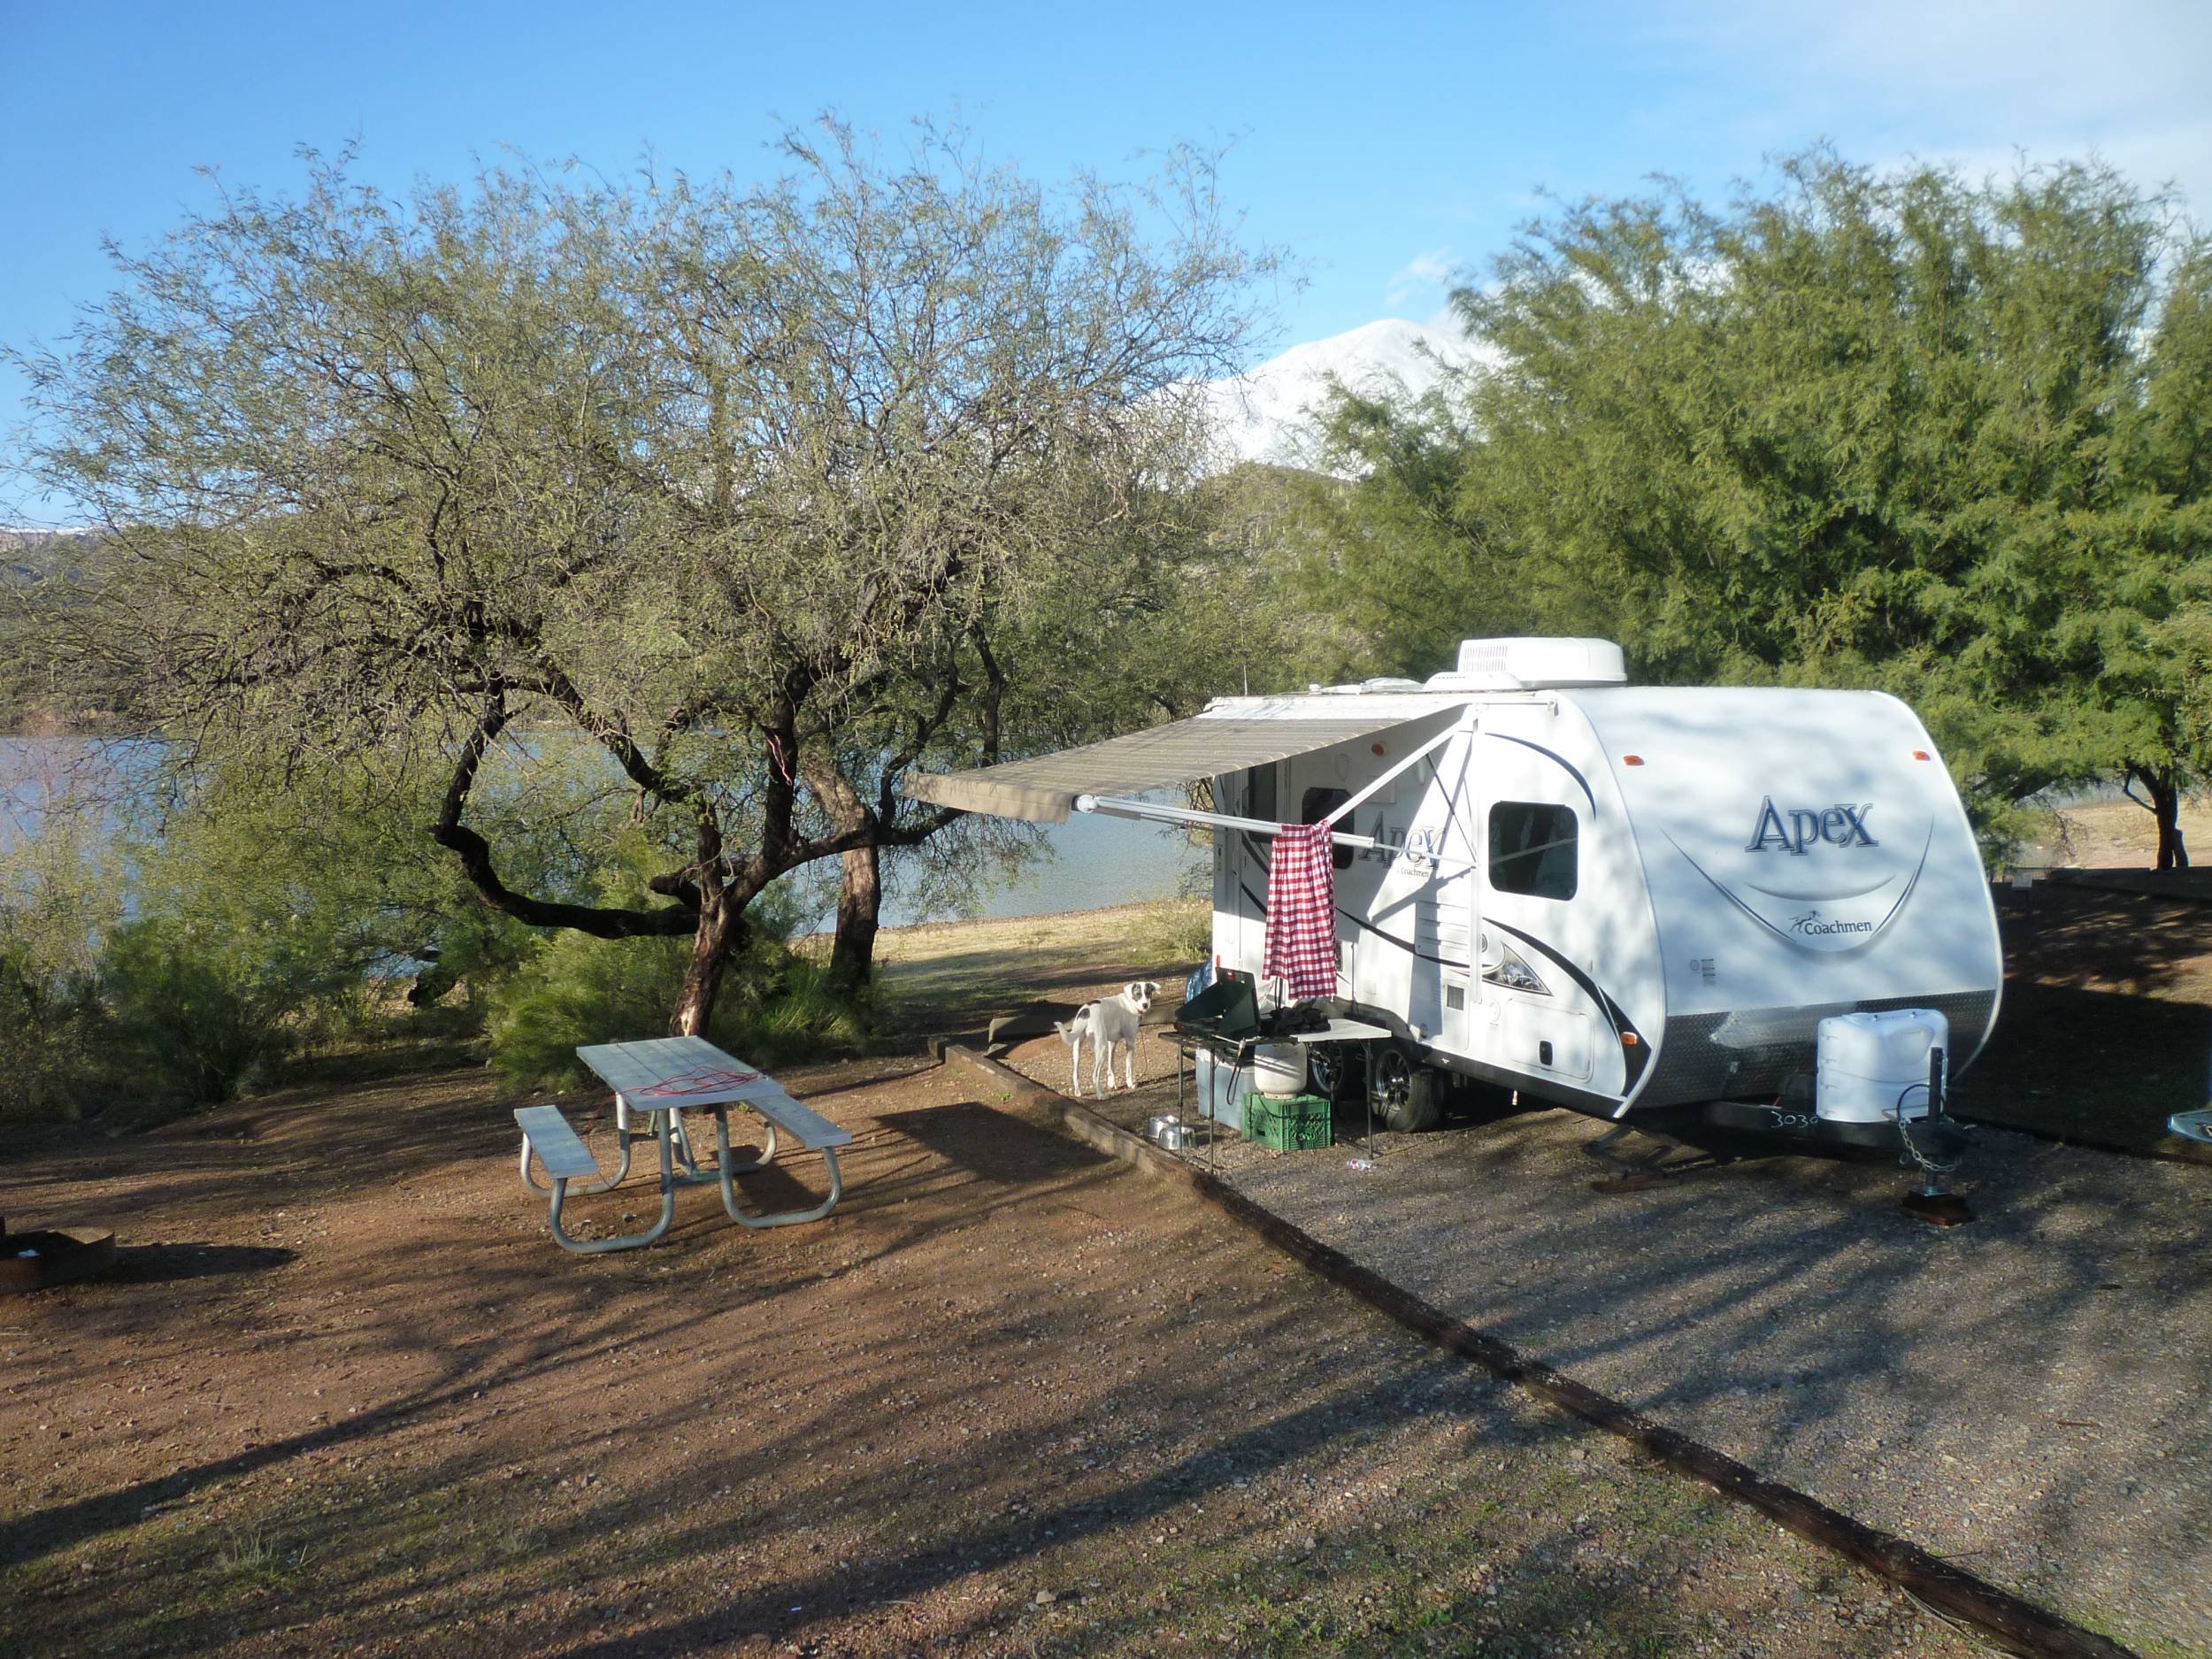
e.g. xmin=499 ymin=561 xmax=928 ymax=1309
xmin=1263 ymin=820 xmax=1339 ymax=1002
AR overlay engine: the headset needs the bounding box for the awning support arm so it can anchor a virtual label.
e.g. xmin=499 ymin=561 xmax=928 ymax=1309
xmin=1073 ymin=794 xmax=1384 ymax=850
xmin=1077 ymin=790 xmax=1479 ymax=878
xmin=1320 ymin=728 xmax=1458 ymax=827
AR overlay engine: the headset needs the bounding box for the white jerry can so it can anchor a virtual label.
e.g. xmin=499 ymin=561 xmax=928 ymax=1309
xmin=1816 ymin=1009 xmax=1950 ymax=1124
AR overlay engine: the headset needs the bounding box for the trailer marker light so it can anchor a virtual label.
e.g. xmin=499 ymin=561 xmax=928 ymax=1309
xmin=1621 ymin=1033 xmax=1639 ymax=1046
xmin=1622 ymin=754 xmax=1645 ymax=766
xmin=1912 ymin=749 xmax=1931 ymax=761
xmin=1371 ymin=742 xmax=1386 ymax=756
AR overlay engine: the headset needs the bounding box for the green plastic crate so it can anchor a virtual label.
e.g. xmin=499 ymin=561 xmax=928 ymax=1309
xmin=1240 ymin=1090 xmax=1333 ymax=1150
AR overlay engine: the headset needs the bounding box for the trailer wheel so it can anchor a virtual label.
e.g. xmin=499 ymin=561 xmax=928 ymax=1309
xmin=1307 ymin=1043 xmax=1360 ymax=1105
xmin=1371 ymin=1045 xmax=1440 ymax=1134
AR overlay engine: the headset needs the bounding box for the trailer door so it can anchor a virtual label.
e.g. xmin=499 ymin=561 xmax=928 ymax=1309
xmin=1401 ymin=728 xmax=1478 ymax=1050
xmin=1473 ymin=755 xmax=1598 ymax=1086
xmin=1409 ymin=865 xmax=1474 ymax=1047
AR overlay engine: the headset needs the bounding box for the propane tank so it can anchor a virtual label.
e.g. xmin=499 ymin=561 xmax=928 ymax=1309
xmin=1816 ymin=1009 xmax=1950 ymax=1124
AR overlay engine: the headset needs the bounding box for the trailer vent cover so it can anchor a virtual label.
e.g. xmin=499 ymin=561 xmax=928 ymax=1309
xmin=1425 ymin=637 xmax=1627 ymax=692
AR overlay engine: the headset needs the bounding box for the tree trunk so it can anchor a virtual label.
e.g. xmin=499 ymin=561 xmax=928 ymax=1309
xmin=2131 ymin=764 xmax=2191 ymax=872
xmin=673 ymin=888 xmax=744 ymax=1036
xmin=828 ymin=843 xmax=883 ymax=992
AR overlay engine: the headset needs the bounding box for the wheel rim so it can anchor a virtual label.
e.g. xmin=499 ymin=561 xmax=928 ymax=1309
xmin=1310 ymin=1046 xmax=1345 ymax=1101
xmin=1372 ymin=1048 xmax=1412 ymax=1118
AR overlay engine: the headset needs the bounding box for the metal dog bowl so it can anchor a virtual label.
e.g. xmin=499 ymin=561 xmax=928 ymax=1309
xmin=1148 ymin=1114 xmax=1192 ymax=1151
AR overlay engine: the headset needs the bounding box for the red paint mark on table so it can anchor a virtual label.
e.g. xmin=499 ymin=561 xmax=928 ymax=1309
xmin=634 ymin=1066 xmax=764 ymax=1097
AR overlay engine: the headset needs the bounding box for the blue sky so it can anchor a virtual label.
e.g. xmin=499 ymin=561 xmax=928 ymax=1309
xmin=5 ymin=0 xmax=2211 ymax=525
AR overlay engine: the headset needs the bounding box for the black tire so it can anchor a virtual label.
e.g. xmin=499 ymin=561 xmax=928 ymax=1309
xmin=1371 ymin=1044 xmax=1440 ymax=1133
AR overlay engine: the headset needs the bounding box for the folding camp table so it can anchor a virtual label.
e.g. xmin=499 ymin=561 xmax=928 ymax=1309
xmin=1171 ymin=1003 xmax=1393 ymax=1165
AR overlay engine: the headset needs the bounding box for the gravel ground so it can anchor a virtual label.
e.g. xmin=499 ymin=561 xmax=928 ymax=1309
xmin=995 ymin=1021 xmax=2212 ymax=1658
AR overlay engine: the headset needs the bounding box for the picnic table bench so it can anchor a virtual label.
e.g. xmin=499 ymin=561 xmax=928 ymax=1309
xmin=515 ymin=1037 xmax=853 ymax=1254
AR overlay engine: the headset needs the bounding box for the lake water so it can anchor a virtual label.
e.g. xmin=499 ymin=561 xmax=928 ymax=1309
xmin=875 ymin=808 xmax=1204 ymax=929
xmin=0 ymin=738 xmax=1204 ymax=927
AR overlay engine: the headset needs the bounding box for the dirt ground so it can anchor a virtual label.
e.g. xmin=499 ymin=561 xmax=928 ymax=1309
xmin=8 ymin=867 xmax=2206 ymax=1659
xmin=2025 ymin=796 xmax=2212 ymax=871
xmin=1971 ymin=879 xmax=2212 ymax=1152
xmin=3 ymin=1052 xmax=1982 ymax=1659
xmin=871 ymin=900 xmax=1199 ymax=1043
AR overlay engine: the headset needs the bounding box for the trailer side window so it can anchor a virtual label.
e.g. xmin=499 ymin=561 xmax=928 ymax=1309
xmin=1247 ymin=764 xmax=1277 ymax=822
xmin=1488 ymin=802 xmax=1578 ymax=900
xmin=1300 ymin=787 xmax=1356 ymax=871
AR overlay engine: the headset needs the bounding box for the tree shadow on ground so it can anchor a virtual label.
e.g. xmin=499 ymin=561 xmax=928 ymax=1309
xmin=1995 ymin=882 xmax=2212 ymax=998
xmin=1964 ymin=981 xmax=2212 ymax=1156
xmin=102 ymin=1242 xmax=297 ymax=1283
xmin=880 ymin=954 xmax=1177 ymax=1033
xmin=873 ymin=1103 xmax=1118 ymax=1186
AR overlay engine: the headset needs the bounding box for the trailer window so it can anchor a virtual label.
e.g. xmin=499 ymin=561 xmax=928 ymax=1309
xmin=1488 ymin=802 xmax=1578 ymax=900
xmin=1300 ymin=787 xmax=1356 ymax=871
xmin=1247 ymin=764 xmax=1277 ymax=822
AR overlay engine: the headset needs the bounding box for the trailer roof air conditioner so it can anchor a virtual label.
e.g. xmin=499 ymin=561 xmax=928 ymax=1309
xmin=1425 ymin=636 xmax=1627 ymax=693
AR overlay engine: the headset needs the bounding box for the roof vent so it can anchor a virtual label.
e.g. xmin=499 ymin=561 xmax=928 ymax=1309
xmin=1425 ymin=637 xmax=1626 ymax=693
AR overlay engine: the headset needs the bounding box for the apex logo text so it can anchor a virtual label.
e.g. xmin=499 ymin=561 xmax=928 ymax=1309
xmin=1747 ymin=797 xmax=1877 ymax=856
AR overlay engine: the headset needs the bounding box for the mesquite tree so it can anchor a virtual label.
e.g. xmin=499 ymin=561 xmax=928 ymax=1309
xmin=1305 ymin=153 xmax=2212 ymax=864
xmin=15 ymin=127 xmax=1271 ymax=1027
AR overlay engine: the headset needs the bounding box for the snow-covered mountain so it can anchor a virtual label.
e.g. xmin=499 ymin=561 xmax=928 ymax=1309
xmin=1200 ymin=317 xmax=1478 ymax=471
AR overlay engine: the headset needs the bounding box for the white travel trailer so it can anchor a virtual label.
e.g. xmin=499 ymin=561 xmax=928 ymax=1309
xmin=903 ymin=638 xmax=2001 ymax=1159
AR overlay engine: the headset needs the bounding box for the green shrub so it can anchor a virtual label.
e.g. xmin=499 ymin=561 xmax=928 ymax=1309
xmin=103 ymin=908 xmax=369 ymax=1105
xmin=1141 ymin=897 xmax=1213 ymax=967
xmin=486 ymin=931 xmax=696 ymax=1091
xmin=730 ymin=953 xmax=869 ymax=1060
xmin=0 ymin=936 xmax=110 ymax=1124
xmin=487 ymin=928 xmax=868 ymax=1093
xmin=0 ymin=804 xmax=123 ymax=1123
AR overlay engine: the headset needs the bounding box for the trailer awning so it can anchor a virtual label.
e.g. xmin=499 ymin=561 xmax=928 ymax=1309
xmin=901 ymin=703 xmax=1463 ymax=824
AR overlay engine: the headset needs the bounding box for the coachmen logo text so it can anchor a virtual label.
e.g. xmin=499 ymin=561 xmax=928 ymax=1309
xmin=1746 ymin=797 xmax=1877 ymax=856
xmin=1788 ymin=909 xmax=1875 ymax=936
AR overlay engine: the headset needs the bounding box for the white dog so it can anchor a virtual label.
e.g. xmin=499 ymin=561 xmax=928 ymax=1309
xmin=1053 ymin=981 xmax=1160 ymax=1097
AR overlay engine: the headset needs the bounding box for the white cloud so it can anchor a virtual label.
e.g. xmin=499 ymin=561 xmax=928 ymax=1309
xmin=1654 ymin=0 xmax=2211 ymax=113
xmin=1420 ymin=300 xmax=1463 ymax=335
xmin=1627 ymin=0 xmax=2212 ymax=214
xmin=1871 ymin=125 xmax=2212 ymax=218
xmin=1386 ymin=247 xmax=1459 ymax=308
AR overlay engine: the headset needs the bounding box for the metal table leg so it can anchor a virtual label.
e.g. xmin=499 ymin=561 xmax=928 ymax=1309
xmin=712 ymin=1108 xmax=842 ymax=1228
xmin=547 ymin=1117 xmax=678 ymax=1253
xmin=1364 ymin=1039 xmax=1378 ymax=1156
xmin=520 ymin=1126 xmax=633 ymax=1196
xmin=719 ymin=1110 xmax=780 ymax=1175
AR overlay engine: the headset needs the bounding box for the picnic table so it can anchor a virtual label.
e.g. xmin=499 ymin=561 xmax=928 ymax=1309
xmin=515 ymin=1036 xmax=853 ymax=1254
